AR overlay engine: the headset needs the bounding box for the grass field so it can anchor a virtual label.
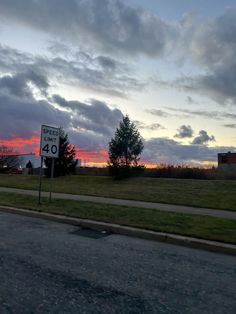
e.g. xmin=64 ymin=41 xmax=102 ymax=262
xmin=0 ymin=192 xmax=236 ymax=244
xmin=0 ymin=174 xmax=236 ymax=211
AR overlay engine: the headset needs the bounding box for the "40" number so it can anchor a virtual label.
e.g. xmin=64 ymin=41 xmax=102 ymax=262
xmin=42 ymin=144 xmax=58 ymax=155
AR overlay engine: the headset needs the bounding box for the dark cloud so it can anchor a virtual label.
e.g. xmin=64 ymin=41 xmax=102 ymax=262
xmin=148 ymin=9 xmax=236 ymax=106
xmin=175 ymin=125 xmax=194 ymax=139
xmin=0 ymin=92 xmax=70 ymax=140
xmin=0 ymin=42 xmax=136 ymax=153
xmin=134 ymin=121 xmax=165 ymax=131
xmin=167 ymin=107 xmax=214 ymax=118
xmin=146 ymin=108 xmax=191 ymax=119
xmin=143 ymin=137 xmax=235 ymax=165
xmin=166 ymin=107 xmax=236 ymax=121
xmin=0 ymin=72 xmax=123 ymax=152
xmin=191 ymin=130 xmax=215 ymax=145
xmin=69 ymin=129 xmax=108 ymax=151
xmin=0 ymin=0 xmax=174 ymax=57
xmin=1 ymin=1 xmax=236 ymax=106
xmin=179 ymin=10 xmax=236 ymax=70
xmin=146 ymin=109 xmax=171 ymax=118
xmin=52 ymin=94 xmax=123 ymax=136
xmin=132 ymin=120 xmax=145 ymax=129
xmin=0 ymin=71 xmax=49 ymax=99
xmin=0 ymin=74 xmax=32 ymax=99
xmin=96 ymin=56 xmax=118 ymax=71
xmin=171 ymin=9 xmax=236 ymax=105
xmin=168 ymin=67 xmax=236 ymax=106
xmin=186 ymin=96 xmax=198 ymax=105
xmin=47 ymin=41 xmax=72 ymax=57
xmin=0 ymin=44 xmax=144 ymax=98
xmin=145 ymin=123 xmax=165 ymax=131
xmin=1 ymin=71 xmax=234 ymax=164
xmin=0 ymin=44 xmax=33 ymax=73
xmin=223 ymin=124 xmax=236 ymax=129
xmin=0 ymin=74 xmax=70 ymax=139
xmin=35 ymin=55 xmax=144 ymax=98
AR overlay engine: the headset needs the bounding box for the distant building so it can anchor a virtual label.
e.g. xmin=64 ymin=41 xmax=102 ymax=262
xmin=218 ymin=152 xmax=236 ymax=170
xmin=76 ymin=159 xmax=81 ymax=168
xmin=18 ymin=153 xmax=41 ymax=168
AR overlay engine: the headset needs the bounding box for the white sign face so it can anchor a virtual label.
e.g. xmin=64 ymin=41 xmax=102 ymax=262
xmin=40 ymin=125 xmax=60 ymax=158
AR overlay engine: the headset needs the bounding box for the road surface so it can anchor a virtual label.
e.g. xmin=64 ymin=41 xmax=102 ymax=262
xmin=0 ymin=212 xmax=235 ymax=313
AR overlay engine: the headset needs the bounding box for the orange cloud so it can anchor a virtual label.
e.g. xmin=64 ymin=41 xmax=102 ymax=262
xmin=0 ymin=137 xmax=183 ymax=167
xmin=0 ymin=136 xmax=109 ymax=164
xmin=0 ymin=136 xmax=40 ymax=154
xmin=76 ymin=148 xmax=108 ymax=163
xmin=0 ymin=136 xmax=40 ymax=147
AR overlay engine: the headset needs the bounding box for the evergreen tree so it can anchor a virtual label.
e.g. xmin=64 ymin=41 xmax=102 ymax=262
xmin=45 ymin=128 xmax=77 ymax=177
xmin=108 ymin=115 xmax=144 ymax=178
xmin=26 ymin=160 xmax=33 ymax=168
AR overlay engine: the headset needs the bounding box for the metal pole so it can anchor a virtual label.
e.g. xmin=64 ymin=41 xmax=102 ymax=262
xmin=38 ymin=156 xmax=43 ymax=205
xmin=49 ymin=158 xmax=55 ymax=202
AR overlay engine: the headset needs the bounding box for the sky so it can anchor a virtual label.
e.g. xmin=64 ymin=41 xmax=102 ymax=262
xmin=0 ymin=0 xmax=236 ymax=167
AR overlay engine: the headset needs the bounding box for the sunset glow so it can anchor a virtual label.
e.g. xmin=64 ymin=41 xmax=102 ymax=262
xmin=0 ymin=0 xmax=235 ymax=166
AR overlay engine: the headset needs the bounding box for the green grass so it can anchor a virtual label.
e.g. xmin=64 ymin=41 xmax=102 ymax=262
xmin=0 ymin=174 xmax=236 ymax=211
xmin=0 ymin=192 xmax=236 ymax=244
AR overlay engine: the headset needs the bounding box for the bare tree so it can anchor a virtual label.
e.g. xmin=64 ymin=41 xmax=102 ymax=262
xmin=0 ymin=146 xmax=20 ymax=171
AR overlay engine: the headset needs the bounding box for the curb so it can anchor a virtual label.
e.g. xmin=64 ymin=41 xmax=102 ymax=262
xmin=0 ymin=205 xmax=236 ymax=256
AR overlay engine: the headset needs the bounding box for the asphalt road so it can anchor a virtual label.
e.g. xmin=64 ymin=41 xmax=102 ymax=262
xmin=0 ymin=212 xmax=235 ymax=314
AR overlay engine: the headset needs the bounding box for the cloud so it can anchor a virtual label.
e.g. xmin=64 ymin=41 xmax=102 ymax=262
xmin=171 ymin=9 xmax=236 ymax=105
xmin=143 ymin=137 xmax=235 ymax=165
xmin=223 ymin=124 xmax=236 ymax=129
xmin=0 ymin=44 xmax=144 ymax=98
xmin=146 ymin=109 xmax=171 ymax=118
xmin=179 ymin=10 xmax=236 ymax=70
xmin=96 ymin=56 xmax=118 ymax=71
xmin=1 ymin=70 xmax=234 ymax=165
xmin=0 ymin=74 xmax=71 ymax=140
xmin=2 ymin=1 xmax=236 ymax=106
xmin=186 ymin=96 xmax=198 ymax=105
xmin=166 ymin=107 xmax=236 ymax=121
xmin=1 ymin=1 xmax=236 ymax=106
xmin=145 ymin=123 xmax=165 ymax=131
xmin=52 ymin=94 xmax=123 ymax=136
xmin=0 ymin=72 xmax=124 ymax=153
xmin=149 ymin=9 xmax=236 ymax=106
xmin=0 ymin=0 xmax=174 ymax=57
xmin=191 ymin=130 xmax=215 ymax=145
xmin=168 ymin=68 xmax=236 ymax=106
xmin=47 ymin=41 xmax=72 ymax=57
xmin=0 ymin=71 xmax=49 ymax=98
xmin=175 ymin=125 xmax=194 ymax=139
xmin=134 ymin=121 xmax=165 ymax=131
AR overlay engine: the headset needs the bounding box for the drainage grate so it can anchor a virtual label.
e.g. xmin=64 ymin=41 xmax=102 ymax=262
xmin=70 ymin=228 xmax=112 ymax=239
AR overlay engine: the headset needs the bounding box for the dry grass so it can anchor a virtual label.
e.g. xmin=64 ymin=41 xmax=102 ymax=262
xmin=0 ymin=174 xmax=235 ymax=211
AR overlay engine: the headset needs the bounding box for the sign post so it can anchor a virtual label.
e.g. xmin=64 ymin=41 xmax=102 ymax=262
xmin=39 ymin=125 xmax=60 ymax=204
xmin=49 ymin=157 xmax=55 ymax=202
xmin=38 ymin=156 xmax=43 ymax=205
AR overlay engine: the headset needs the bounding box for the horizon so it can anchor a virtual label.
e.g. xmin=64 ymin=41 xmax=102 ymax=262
xmin=0 ymin=0 xmax=236 ymax=166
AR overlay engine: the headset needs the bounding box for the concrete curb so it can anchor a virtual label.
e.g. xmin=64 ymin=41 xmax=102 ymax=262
xmin=0 ymin=205 xmax=236 ymax=256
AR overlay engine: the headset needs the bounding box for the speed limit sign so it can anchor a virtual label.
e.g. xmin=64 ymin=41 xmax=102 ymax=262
xmin=40 ymin=125 xmax=60 ymax=158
